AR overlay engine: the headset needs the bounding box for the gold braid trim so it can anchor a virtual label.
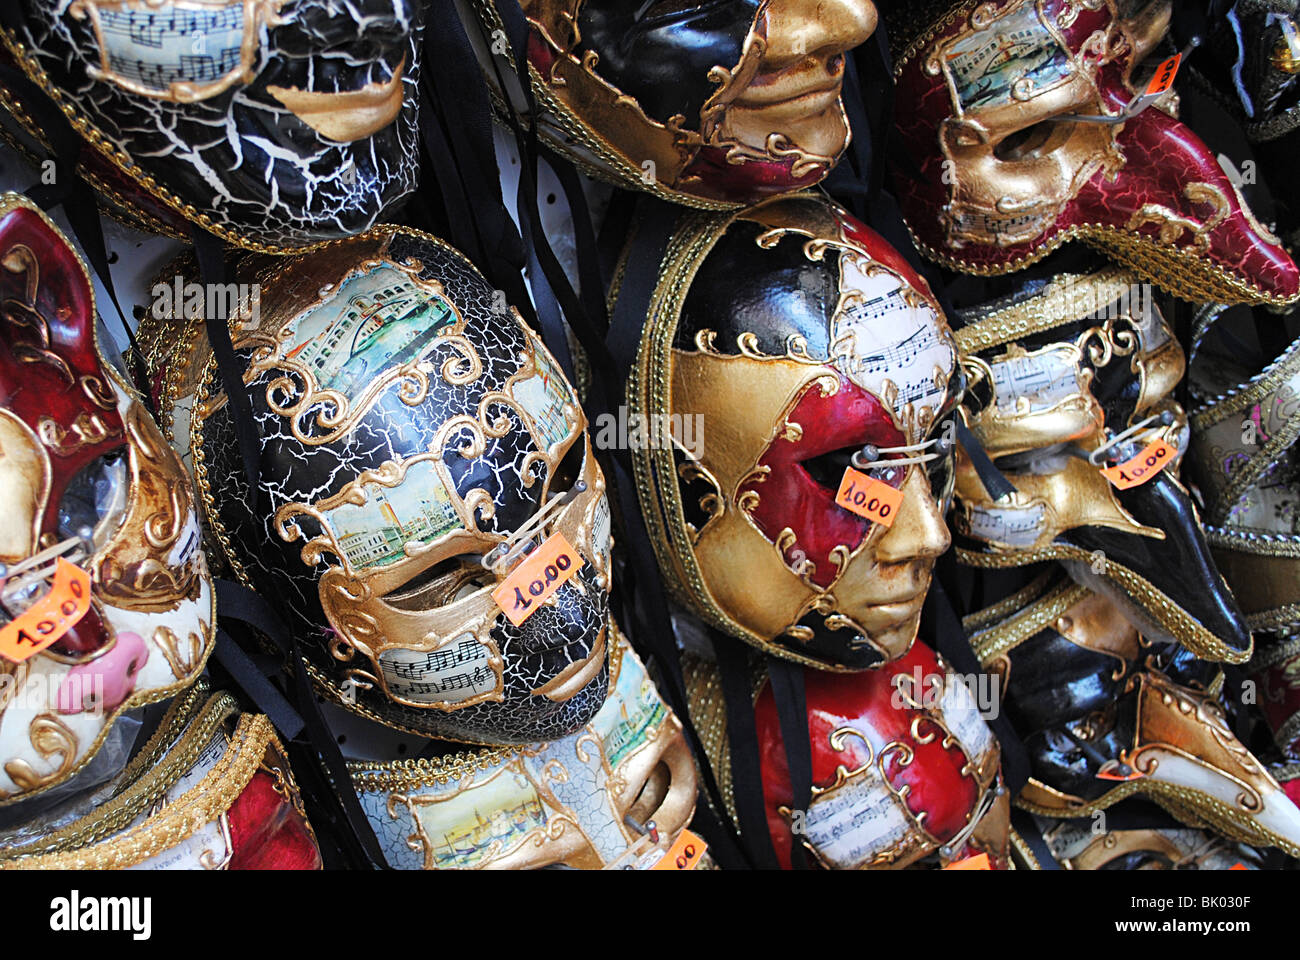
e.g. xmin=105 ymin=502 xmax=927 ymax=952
xmin=968 ymin=580 xmax=1090 ymax=667
xmin=956 ymin=543 xmax=1252 ymax=664
xmin=953 ymin=268 xmax=1139 ymax=355
xmin=1 ymin=711 xmax=278 ymax=869
xmin=961 ymin=569 xmax=1056 ymax=633
xmin=0 ymin=688 xmax=231 ymax=859
xmin=1016 ymin=777 xmax=1300 ymax=859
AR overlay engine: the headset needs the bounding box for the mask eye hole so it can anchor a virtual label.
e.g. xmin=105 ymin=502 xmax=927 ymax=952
xmin=994 ymin=119 xmax=1073 ymax=162
xmin=382 ymin=555 xmax=491 ymax=610
xmin=57 ymin=449 xmax=129 ymax=550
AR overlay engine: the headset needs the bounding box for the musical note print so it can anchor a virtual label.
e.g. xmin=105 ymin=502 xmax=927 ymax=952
xmin=90 ymin=4 xmax=247 ymax=94
xmin=963 ymin=502 xmax=1046 ymax=547
xmin=831 ymin=251 xmax=955 ymax=423
xmin=379 ymin=634 xmax=500 ymax=704
xmin=801 ymin=765 xmax=913 ymax=868
xmin=989 ymin=347 xmax=1083 ymax=415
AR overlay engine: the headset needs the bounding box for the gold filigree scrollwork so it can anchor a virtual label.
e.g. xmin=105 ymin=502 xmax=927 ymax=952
xmin=1125 ymin=182 xmax=1231 ymax=253
xmin=3 ymin=714 xmax=77 ymax=795
xmin=37 ymin=412 xmax=119 ymax=455
xmin=153 ymin=624 xmax=206 ymax=678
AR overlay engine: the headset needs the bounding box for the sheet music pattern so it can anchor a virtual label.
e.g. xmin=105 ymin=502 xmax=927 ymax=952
xmin=803 ymin=762 xmax=914 ymax=867
xmin=989 ymin=348 xmax=1082 ymax=414
xmin=947 ymin=206 xmax=1052 ymax=244
xmin=832 ymin=252 xmax=954 ymax=421
xmin=98 ymin=7 xmax=245 ymax=91
xmin=938 ymin=677 xmax=995 ymax=760
xmin=966 ymin=502 xmax=1046 ymax=546
xmin=379 ymin=634 xmax=498 ymax=704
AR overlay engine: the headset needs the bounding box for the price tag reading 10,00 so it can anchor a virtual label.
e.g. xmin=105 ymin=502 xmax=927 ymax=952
xmin=492 ymin=531 xmax=583 ymax=627
xmin=0 ymin=558 xmax=93 ymax=663
xmin=835 ymin=467 xmax=904 ymax=527
xmin=1101 ymin=439 xmax=1176 ymax=491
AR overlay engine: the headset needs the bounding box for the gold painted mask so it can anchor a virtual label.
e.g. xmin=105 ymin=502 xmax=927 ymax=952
xmin=146 ymin=227 xmax=615 ymax=744
xmin=952 ymin=267 xmax=1253 ymax=663
xmin=350 ymin=630 xmax=699 ymax=869
xmin=471 ymin=0 xmax=877 ymax=206
xmin=625 ymin=193 xmax=960 ymax=670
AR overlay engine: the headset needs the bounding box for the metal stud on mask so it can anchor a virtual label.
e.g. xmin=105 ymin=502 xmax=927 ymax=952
xmin=1 ymin=0 xmax=422 ymax=251
xmin=146 ymin=226 xmax=614 ymax=743
xmin=624 ymin=193 xmax=961 ymax=670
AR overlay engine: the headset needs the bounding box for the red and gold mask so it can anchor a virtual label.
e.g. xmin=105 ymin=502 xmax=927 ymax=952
xmin=0 ymin=194 xmax=213 ymax=806
xmin=626 ymin=194 xmax=960 ymax=670
xmin=888 ymin=0 xmax=1300 ymax=305
xmin=685 ymin=638 xmax=1009 ymax=869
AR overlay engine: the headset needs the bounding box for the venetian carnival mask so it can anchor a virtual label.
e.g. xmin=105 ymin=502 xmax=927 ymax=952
xmin=472 ymin=0 xmax=877 ymax=205
xmin=353 ymin=631 xmax=700 ymax=869
xmin=967 ymin=574 xmax=1300 ymax=858
xmin=1185 ymin=307 xmax=1300 ymax=758
xmin=624 ymin=193 xmax=960 ymax=670
xmin=886 ymin=0 xmax=1300 ymax=305
xmin=0 ymin=0 xmax=422 ymax=251
xmin=146 ymin=225 xmax=614 ymax=744
xmin=684 ymin=637 xmax=1009 ymax=869
xmin=0 ymin=193 xmax=213 ymax=806
xmin=0 ymin=684 xmax=321 ymax=869
xmin=951 ymin=267 xmax=1253 ymax=664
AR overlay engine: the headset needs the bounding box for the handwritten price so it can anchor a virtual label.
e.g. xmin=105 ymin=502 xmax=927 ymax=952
xmin=1101 ymin=439 xmax=1175 ymax=490
xmin=0 ymin=559 xmax=93 ymax=663
xmin=492 ymin=532 xmax=582 ymax=626
xmin=650 ymin=829 xmax=707 ymax=871
xmin=834 ymin=467 xmax=903 ymax=527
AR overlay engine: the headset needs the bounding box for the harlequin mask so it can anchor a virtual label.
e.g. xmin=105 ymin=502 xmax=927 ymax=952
xmin=625 ymin=194 xmax=960 ymax=670
xmin=352 ymin=630 xmax=699 ymax=869
xmin=952 ymin=268 xmax=1252 ymax=664
xmin=474 ymin=0 xmax=876 ymax=206
xmin=0 ymin=685 xmax=321 ymax=869
xmin=148 ymin=226 xmax=614 ymax=744
xmin=684 ymin=638 xmax=1009 ymax=869
xmin=887 ymin=0 xmax=1300 ymax=305
xmin=0 ymin=193 xmax=213 ymax=806
xmin=0 ymin=0 xmax=421 ymax=251
xmin=967 ymin=575 xmax=1300 ymax=858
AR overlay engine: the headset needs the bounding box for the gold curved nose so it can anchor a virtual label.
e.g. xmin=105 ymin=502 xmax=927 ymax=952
xmin=761 ymin=0 xmax=878 ymax=69
xmin=874 ymin=468 xmax=950 ymax=565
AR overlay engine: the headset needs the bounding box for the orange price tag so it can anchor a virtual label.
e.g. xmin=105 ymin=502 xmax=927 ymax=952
xmin=834 ymin=467 xmax=904 ymax=527
xmin=944 ymin=853 xmax=991 ymax=871
xmin=1100 ymin=439 xmax=1176 ymax=490
xmin=1230 ymin=862 xmax=1248 ymax=871
xmin=650 ymin=829 xmax=707 ymax=871
xmin=492 ymin=532 xmax=582 ymax=627
xmin=1144 ymin=53 xmax=1181 ymax=97
xmin=0 ymin=558 xmax=92 ymax=663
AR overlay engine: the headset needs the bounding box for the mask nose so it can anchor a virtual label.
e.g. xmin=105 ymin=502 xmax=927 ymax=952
xmin=760 ymin=0 xmax=877 ymax=70
xmin=874 ymin=468 xmax=951 ymax=565
xmin=1075 ymin=104 xmax=1300 ymax=305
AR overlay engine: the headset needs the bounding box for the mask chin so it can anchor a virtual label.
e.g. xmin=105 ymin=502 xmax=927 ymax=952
xmin=1059 ymin=469 xmax=1252 ymax=662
